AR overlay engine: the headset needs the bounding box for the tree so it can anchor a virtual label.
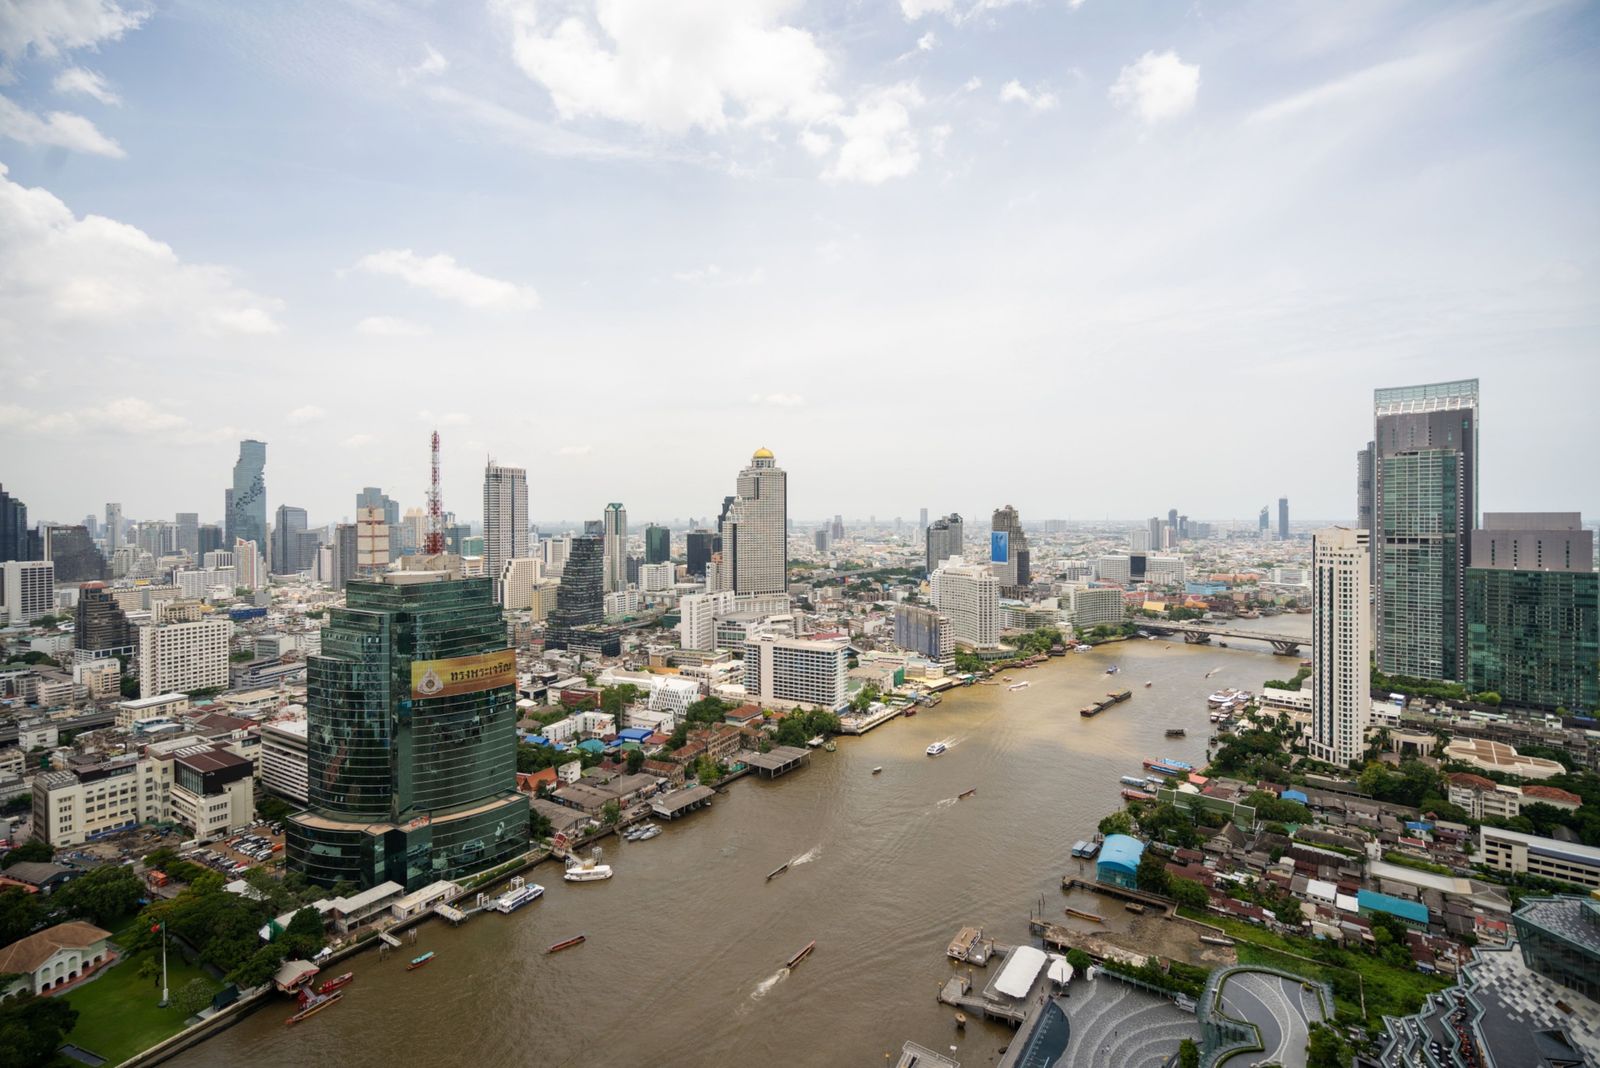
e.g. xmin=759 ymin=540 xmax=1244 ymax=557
xmin=1135 ymin=850 xmax=1171 ymax=896
xmin=625 ymin=748 xmax=645 ymax=775
xmin=256 ymin=795 xmax=293 ymax=823
xmin=1065 ymin=948 xmax=1092 ymax=973
xmin=52 ymin=864 xmax=144 ymax=926
xmin=1169 ymin=877 xmax=1209 ymax=910
xmin=1097 ymin=811 xmax=1133 ymax=837
xmin=1306 ymin=1022 xmax=1350 ymax=1068
xmin=0 ymin=992 xmax=79 ymax=1068
xmin=0 ymin=887 xmax=44 ymax=945
xmin=1178 ymin=1038 xmax=1200 ymax=1068
xmin=227 ymin=943 xmax=285 ymax=990
xmin=529 ymin=808 xmax=553 ymax=841
xmin=600 ymin=800 xmax=621 ymax=827
xmin=1 ymin=841 xmax=51 ymax=869
xmin=170 ymin=977 xmax=218 ymax=1018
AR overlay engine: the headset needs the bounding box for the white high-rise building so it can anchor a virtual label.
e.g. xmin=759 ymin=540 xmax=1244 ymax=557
xmin=233 ymin=537 xmax=265 ymax=590
xmin=1067 ymin=585 xmax=1125 ymax=630
xmin=1309 ymin=527 xmax=1371 ymax=768
xmin=721 ymin=448 xmax=787 ymax=596
xmin=138 ymin=612 xmax=232 ymax=697
xmin=639 ymin=562 xmax=674 ymax=592
xmin=742 ymin=633 xmax=848 ymax=710
xmin=1096 ymin=555 xmax=1132 ymax=585
xmin=483 ymin=463 xmax=529 ymax=599
xmin=678 ymin=592 xmax=720 ymax=651
xmin=1145 ymin=555 xmax=1188 ymax=586
xmin=1 ymin=560 xmax=54 ymax=624
xmin=1128 ymin=528 xmax=1152 ymax=552
xmin=930 ymin=556 xmax=1000 ymax=650
xmin=499 ymin=557 xmax=543 ymax=612
xmin=355 ymin=506 xmax=390 ymax=577
xmin=602 ymin=503 xmax=627 ymax=593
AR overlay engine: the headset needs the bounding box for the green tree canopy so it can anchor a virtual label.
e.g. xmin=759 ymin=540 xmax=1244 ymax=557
xmin=0 ymin=992 xmax=79 ymax=1068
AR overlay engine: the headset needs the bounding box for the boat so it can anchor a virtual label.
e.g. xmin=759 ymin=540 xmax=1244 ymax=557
xmin=1119 ymin=775 xmax=1148 ymax=787
xmin=1070 ymin=839 xmax=1088 ymax=857
xmin=903 ymin=707 xmax=917 ymax=717
xmin=287 ymin=990 xmax=343 ymax=1024
xmin=958 ymin=788 xmax=977 ymax=799
xmin=926 ymin=741 xmax=947 ymax=756
xmin=564 ymin=850 xmax=615 ymax=882
xmin=406 ymin=951 xmax=434 ymax=971
xmin=1064 ymin=907 xmax=1104 ymax=923
xmin=1142 ymin=757 xmax=1193 ymax=773
xmin=786 ymin=940 xmax=816 ymax=968
xmin=1107 ymin=689 xmax=1132 ymax=703
xmin=547 ymin=934 xmax=586 ymax=953
xmin=1126 ymin=902 xmax=1147 ymax=915
xmin=1105 ymin=665 xmax=1120 ymax=675
xmin=491 ymin=877 xmax=545 ymax=913
xmin=1078 ymin=840 xmax=1100 ymax=859
xmin=767 ymin=863 xmax=789 ymax=881
xmin=822 ymin=740 xmax=837 ymax=752
xmin=806 ymin=735 xmax=825 ymax=748
xmin=871 ymin=766 xmax=883 ymax=775
xmin=1165 ymin=728 xmax=1187 ymax=738
xmin=1008 ymin=681 xmax=1030 ymax=691
xmin=1144 ymin=681 xmax=1153 ymax=688
xmin=630 ymin=825 xmax=661 ymax=842
xmin=314 ymin=972 xmax=354 ymax=996
xmin=1079 ymin=704 xmax=1103 ymax=717
xmin=1122 ymin=788 xmax=1156 ymax=801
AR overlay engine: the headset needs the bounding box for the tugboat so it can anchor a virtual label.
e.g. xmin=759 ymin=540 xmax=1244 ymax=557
xmin=547 ymin=934 xmax=586 ymax=953
xmin=1165 ymin=728 xmax=1187 ymax=738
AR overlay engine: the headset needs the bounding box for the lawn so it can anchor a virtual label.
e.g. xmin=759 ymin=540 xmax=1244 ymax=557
xmin=61 ymin=949 xmax=213 ymax=1066
xmin=1180 ymin=907 xmax=1450 ymax=1022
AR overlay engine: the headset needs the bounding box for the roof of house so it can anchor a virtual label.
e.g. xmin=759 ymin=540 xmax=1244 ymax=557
xmin=1522 ymin=785 xmax=1583 ymax=806
xmin=0 ymin=921 xmax=110 ymax=973
xmin=1447 ymin=771 xmax=1498 ymax=791
xmin=1356 ymin=889 xmax=1429 ymax=924
xmin=1 ymin=862 xmax=75 ymax=886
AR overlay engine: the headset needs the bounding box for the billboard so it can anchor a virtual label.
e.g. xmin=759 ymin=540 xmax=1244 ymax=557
xmin=991 ymin=530 xmax=1009 ymax=564
xmin=409 ymin=649 xmax=516 ymax=699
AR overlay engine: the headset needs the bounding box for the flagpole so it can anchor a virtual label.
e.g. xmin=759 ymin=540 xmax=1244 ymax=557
xmin=159 ymin=923 xmax=169 ymax=1007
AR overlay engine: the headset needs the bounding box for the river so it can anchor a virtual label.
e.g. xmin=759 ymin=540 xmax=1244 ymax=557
xmin=176 ymin=624 xmax=1309 ymax=1068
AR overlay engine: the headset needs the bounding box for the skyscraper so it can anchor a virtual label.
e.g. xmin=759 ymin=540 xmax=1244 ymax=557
xmin=74 ymin=582 xmax=135 ymax=667
xmin=272 ymin=504 xmax=312 ymax=575
xmin=286 ymin=557 xmax=527 ymax=890
xmin=175 ymin=512 xmax=199 ymax=558
xmin=482 ymin=463 xmax=529 ymax=599
xmin=355 ymin=507 xmax=391 ymax=578
xmin=925 ymin=513 xmax=964 ymax=574
xmin=42 ymin=525 xmax=106 ymax=583
xmin=644 ymin=524 xmax=670 ymax=566
xmin=1258 ymin=507 xmax=1269 ymax=534
xmin=1357 ymin=442 xmax=1375 ymax=580
xmin=990 ymin=505 xmax=1030 ymax=597
xmin=721 ymin=448 xmax=787 ymax=595
xmin=104 ymin=502 xmax=122 ymax=555
xmin=685 ymin=529 xmax=716 ymax=578
xmin=919 ymin=507 xmax=928 ymax=531
xmin=227 ymin=440 xmax=267 ymax=561
xmin=1309 ymin=528 xmax=1371 ymax=768
xmin=1278 ymin=497 xmax=1289 ymax=540
xmin=1373 ymin=378 xmax=1478 ymax=681
xmin=198 ymin=523 xmax=223 ymax=559
xmin=333 ymin=523 xmax=358 ymax=591
xmin=546 ymin=534 xmax=612 ymax=653
xmin=0 ymin=484 xmax=29 ymax=563
xmin=1466 ymin=513 xmax=1597 ymax=712
xmin=356 ymin=487 xmax=400 ymax=527
xmin=931 ymin=556 xmax=1000 ymax=650
xmin=602 ymin=503 xmax=627 ymax=593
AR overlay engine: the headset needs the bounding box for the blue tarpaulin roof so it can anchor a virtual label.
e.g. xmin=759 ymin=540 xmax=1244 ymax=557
xmin=1096 ymin=834 xmax=1145 ymax=875
xmin=575 ymin=739 xmax=605 ymax=753
xmin=1357 ymin=889 xmax=1428 ymax=925
xmin=1280 ymin=789 xmax=1308 ymax=804
xmin=617 ymin=728 xmax=652 ymax=741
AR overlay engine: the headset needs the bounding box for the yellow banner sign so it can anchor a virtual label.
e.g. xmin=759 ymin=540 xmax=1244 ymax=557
xmin=410 ymin=650 xmax=516 ymax=699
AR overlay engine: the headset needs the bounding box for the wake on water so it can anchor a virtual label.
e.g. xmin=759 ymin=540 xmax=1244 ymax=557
xmin=790 ymin=844 xmax=822 ymax=867
xmin=750 ymin=967 xmax=789 ymax=1000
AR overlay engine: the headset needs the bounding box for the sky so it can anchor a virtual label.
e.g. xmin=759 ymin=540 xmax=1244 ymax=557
xmin=1 ymin=0 xmax=1597 ymax=530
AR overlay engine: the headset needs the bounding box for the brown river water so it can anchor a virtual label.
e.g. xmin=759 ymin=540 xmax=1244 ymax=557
xmin=175 ymin=617 xmax=1308 ymax=1068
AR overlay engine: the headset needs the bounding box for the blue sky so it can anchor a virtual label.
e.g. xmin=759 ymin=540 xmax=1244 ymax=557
xmin=1 ymin=0 xmax=1596 ymax=528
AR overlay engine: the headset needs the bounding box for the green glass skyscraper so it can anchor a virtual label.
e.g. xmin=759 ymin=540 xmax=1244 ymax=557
xmin=644 ymin=524 xmax=670 ymax=565
xmin=1373 ymin=379 xmax=1478 ymax=681
xmin=287 ymin=557 xmax=527 ymax=890
xmin=1467 ymin=513 xmax=1598 ymax=713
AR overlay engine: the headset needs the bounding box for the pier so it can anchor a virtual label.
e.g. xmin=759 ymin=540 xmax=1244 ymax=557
xmin=650 ymin=784 xmax=715 ymax=820
xmin=1060 ymin=877 xmax=1176 ymax=917
xmin=837 ymin=704 xmax=903 ymax=735
xmin=741 ymin=745 xmax=811 ymax=779
xmin=934 ymin=943 xmax=1050 ymax=1028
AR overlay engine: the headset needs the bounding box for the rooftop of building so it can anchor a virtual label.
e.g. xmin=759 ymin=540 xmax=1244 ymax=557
xmin=0 ymin=921 xmax=111 ymax=974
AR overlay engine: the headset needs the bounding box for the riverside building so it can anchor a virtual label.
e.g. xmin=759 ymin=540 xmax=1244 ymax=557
xmin=286 ymin=556 xmax=527 ymax=891
xmin=1309 ymin=528 xmax=1371 ymax=768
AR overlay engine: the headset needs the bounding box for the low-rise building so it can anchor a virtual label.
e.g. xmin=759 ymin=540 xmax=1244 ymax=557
xmin=1447 ymin=772 xmax=1522 ymax=821
xmin=260 ymin=715 xmax=309 ymax=803
xmin=0 ymin=921 xmax=112 ymax=997
xmin=167 ymin=745 xmax=254 ymax=841
xmin=1479 ymin=826 xmax=1600 ymax=891
xmin=115 ymin=692 xmax=192 ymax=730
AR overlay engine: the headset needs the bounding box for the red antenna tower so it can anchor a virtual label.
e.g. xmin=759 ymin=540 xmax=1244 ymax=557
xmin=425 ymin=429 xmax=445 ymax=555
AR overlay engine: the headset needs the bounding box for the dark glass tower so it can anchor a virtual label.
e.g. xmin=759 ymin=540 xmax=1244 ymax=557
xmin=74 ymin=583 xmax=134 ymax=665
xmin=287 ymin=559 xmax=527 ymax=890
xmin=685 ymin=529 xmax=715 ymax=577
xmin=644 ymin=524 xmax=670 ymax=565
xmin=0 ymin=483 xmax=29 ymax=563
xmin=44 ymin=525 xmax=107 ymax=582
xmin=546 ymin=534 xmax=611 ymax=654
xmin=227 ymin=439 xmax=268 ymax=562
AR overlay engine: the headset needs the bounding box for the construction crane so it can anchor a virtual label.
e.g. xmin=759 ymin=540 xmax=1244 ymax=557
xmin=425 ymin=429 xmax=445 ymax=555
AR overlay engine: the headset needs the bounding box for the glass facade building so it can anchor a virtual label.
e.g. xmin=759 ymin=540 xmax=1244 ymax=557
xmin=227 ymin=439 xmax=268 ymax=562
xmin=287 ymin=560 xmax=527 ymax=890
xmin=1467 ymin=567 xmax=1598 ymax=713
xmin=1513 ymin=897 xmax=1600 ymax=1002
xmin=644 ymin=524 xmax=670 ymax=565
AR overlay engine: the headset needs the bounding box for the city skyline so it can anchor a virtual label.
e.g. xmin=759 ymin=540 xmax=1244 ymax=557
xmin=1 ymin=2 xmax=1596 ymax=522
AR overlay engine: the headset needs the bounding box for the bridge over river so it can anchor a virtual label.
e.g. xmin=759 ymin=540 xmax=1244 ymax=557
xmin=1138 ymin=620 xmax=1305 ymax=656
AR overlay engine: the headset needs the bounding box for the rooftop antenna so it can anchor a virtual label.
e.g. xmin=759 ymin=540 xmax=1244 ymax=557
xmin=425 ymin=429 xmax=445 ymax=555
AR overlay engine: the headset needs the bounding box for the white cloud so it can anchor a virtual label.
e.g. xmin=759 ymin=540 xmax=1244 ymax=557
xmin=0 ymin=396 xmax=237 ymax=442
xmin=418 ymin=410 xmax=470 ymax=427
xmin=0 ymin=94 xmax=124 ymax=156
xmin=823 ymin=83 xmax=923 ymax=185
xmin=899 ymin=0 xmax=954 ymax=17
xmin=342 ymin=433 xmax=376 ymax=449
xmin=355 ymin=315 xmax=428 ymax=336
xmin=963 ymin=76 xmax=982 ymax=92
xmin=355 ymin=249 xmax=539 ymax=310
xmin=52 ymin=66 xmax=120 ymax=105
xmin=749 ymin=392 xmax=805 ymax=407
xmin=496 ymin=0 xmax=839 ymax=134
xmin=557 ymin=444 xmax=593 ymax=456
xmin=917 ymin=31 xmax=938 ymax=52
xmin=672 ymin=264 xmax=765 ymax=286
xmin=898 ymin=0 xmax=1029 ymax=23
xmin=0 ymin=163 xmax=283 ymax=337
xmin=0 ymin=0 xmax=147 ymax=62
xmin=286 ymin=405 xmax=325 ymax=425
xmin=1247 ymin=52 xmax=1458 ymax=125
xmin=1109 ymin=50 xmax=1200 ymax=123
xmin=999 ymin=80 xmax=1059 ymax=112
xmin=400 ymin=43 xmax=449 ymax=83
